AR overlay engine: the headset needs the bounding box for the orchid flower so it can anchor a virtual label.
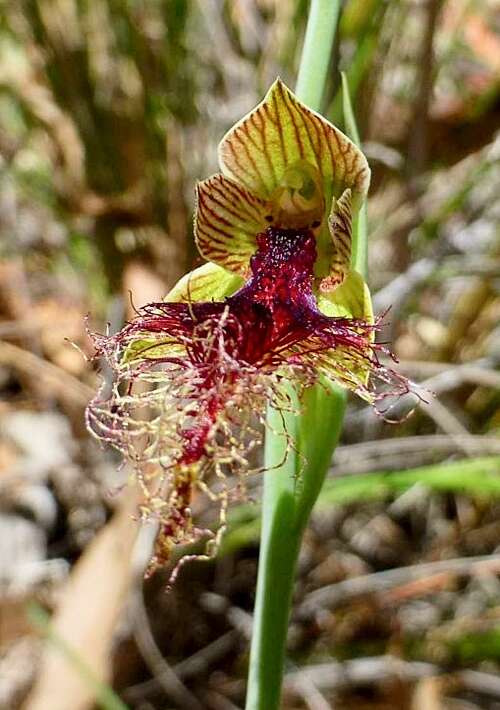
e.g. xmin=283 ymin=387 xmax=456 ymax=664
xmin=87 ymin=79 xmax=412 ymax=577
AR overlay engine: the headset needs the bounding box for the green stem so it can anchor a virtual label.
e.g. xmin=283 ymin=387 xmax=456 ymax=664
xmin=295 ymin=0 xmax=342 ymax=109
xmin=245 ymin=2 xmax=343 ymax=708
xmin=246 ymin=386 xmax=301 ymax=710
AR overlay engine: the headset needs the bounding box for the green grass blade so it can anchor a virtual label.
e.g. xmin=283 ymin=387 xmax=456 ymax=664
xmin=27 ymin=603 xmax=129 ymax=710
xmin=224 ymin=457 xmax=500 ymax=553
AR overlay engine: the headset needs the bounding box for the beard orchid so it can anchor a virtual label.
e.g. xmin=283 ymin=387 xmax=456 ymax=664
xmin=87 ymin=79 xmax=413 ymax=577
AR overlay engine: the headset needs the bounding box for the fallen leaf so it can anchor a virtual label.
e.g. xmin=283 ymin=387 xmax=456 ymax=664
xmin=24 ymin=488 xmax=139 ymax=710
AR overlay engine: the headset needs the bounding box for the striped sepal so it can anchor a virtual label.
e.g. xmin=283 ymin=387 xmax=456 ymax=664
xmin=195 ymin=173 xmax=272 ymax=276
xmin=218 ymin=78 xmax=370 ymax=203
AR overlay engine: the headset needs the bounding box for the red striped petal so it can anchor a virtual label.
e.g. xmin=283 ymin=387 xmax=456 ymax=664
xmin=195 ymin=173 xmax=272 ymax=275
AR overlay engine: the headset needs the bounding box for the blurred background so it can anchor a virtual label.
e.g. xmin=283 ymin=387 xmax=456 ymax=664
xmin=0 ymin=0 xmax=499 ymax=708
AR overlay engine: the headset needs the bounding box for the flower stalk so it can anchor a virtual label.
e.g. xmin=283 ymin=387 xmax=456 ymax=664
xmin=245 ymin=3 xmax=358 ymax=708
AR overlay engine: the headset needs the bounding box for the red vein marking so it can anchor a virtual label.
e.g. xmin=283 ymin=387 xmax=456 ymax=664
xmin=334 ymin=235 xmax=350 ymax=253
xmin=352 ymin=166 xmax=369 ymax=192
xmin=322 ymin=120 xmax=344 ymax=180
xmin=221 ymin=176 xmax=262 ymax=206
xmin=200 ymin=184 xmax=260 ymax=229
xmin=306 ymin=106 xmax=327 ymax=178
xmin=222 ymin=139 xmax=256 ymax=192
xmin=248 ymin=109 xmax=277 ymax=186
xmin=195 ymin=228 xmax=252 ymax=259
xmin=260 ymin=97 xmax=278 ymax=128
xmin=198 ymin=201 xmax=257 ymax=240
xmin=239 ymin=116 xmax=264 ymax=156
xmin=222 ymin=192 xmax=261 ymax=221
xmin=209 ymin=181 xmax=267 ymax=224
xmin=197 ymin=193 xmax=233 ymax=228
xmin=231 ymin=128 xmax=265 ymax=190
xmin=195 ymin=221 xmax=240 ymax=245
xmin=291 ymin=97 xmax=324 ymax=176
xmin=278 ymin=83 xmax=305 ymax=160
xmin=272 ymin=87 xmax=289 ymax=165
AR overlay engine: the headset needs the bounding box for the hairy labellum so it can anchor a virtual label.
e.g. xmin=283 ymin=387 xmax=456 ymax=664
xmin=87 ymin=226 xmax=413 ymax=577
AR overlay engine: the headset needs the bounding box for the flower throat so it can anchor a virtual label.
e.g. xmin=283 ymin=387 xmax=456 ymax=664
xmin=243 ymin=226 xmax=317 ymax=308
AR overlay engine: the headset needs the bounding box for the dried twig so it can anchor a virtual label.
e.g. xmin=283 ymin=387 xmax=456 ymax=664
xmin=0 ymin=340 xmax=92 ymax=406
xmin=288 ymin=666 xmax=333 ymax=710
xmin=285 ymin=657 xmax=500 ymax=698
xmin=124 ymin=630 xmax=238 ymax=702
xmin=332 ymin=435 xmax=500 ymax=475
xmin=373 ymin=258 xmax=436 ymax=313
xmin=301 ymin=554 xmax=500 ymax=616
xmin=130 ymin=585 xmax=204 ymax=710
xmin=398 ymin=359 xmax=500 ymax=389
xmin=285 ymin=656 xmax=436 ymax=692
xmin=418 ymin=397 xmax=475 ymax=455
xmin=203 ymin=690 xmax=242 ymax=710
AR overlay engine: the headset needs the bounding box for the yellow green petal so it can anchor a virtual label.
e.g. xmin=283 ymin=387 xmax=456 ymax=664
xmin=317 ymin=270 xmax=373 ymax=322
xmin=315 ymin=348 xmax=375 ymax=404
xmin=316 ymin=271 xmax=374 ymax=393
xmin=165 ymin=261 xmax=244 ymax=303
xmin=122 ymin=264 xmax=244 ymax=365
xmin=122 ymin=337 xmax=183 ymax=364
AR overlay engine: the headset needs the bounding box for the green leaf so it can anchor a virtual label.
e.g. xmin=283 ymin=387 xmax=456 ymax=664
xmin=319 ymin=456 xmax=500 ymax=506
